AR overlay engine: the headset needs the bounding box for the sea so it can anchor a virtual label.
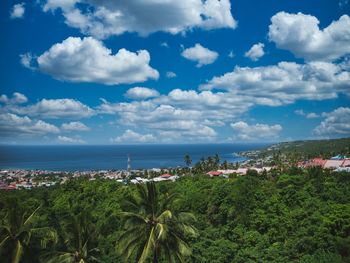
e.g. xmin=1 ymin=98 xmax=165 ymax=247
xmin=0 ymin=143 xmax=268 ymax=171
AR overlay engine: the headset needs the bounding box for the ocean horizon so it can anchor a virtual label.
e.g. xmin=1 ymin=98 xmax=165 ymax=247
xmin=0 ymin=143 xmax=268 ymax=171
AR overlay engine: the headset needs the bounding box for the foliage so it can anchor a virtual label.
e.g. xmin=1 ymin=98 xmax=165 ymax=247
xmin=117 ymin=181 xmax=197 ymax=262
xmin=0 ymin=198 xmax=57 ymax=263
xmin=1 ymin=170 xmax=350 ymax=262
xmin=256 ymin=137 xmax=350 ymax=160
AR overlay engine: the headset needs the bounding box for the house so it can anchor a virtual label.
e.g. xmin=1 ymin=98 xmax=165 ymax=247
xmin=152 ymin=174 xmax=178 ymax=182
xmin=160 ymin=173 xmax=172 ymax=179
xmin=330 ymin=154 xmax=347 ymax=160
xmin=335 ymin=167 xmax=350 ymax=172
xmin=236 ymin=168 xmax=248 ymax=175
xmin=341 ymin=159 xmax=350 ymax=167
xmin=207 ymin=171 xmax=223 ymax=177
xmin=323 ymin=160 xmax=345 ymax=169
xmin=217 ymin=169 xmax=237 ymax=175
xmin=304 ymin=158 xmax=327 ymax=168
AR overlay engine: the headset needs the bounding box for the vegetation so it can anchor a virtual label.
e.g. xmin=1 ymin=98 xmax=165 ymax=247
xmin=1 ymin=168 xmax=350 ymax=262
xmin=243 ymin=137 xmax=350 ymax=161
xmin=118 ymin=182 xmax=197 ymax=262
xmin=0 ymin=200 xmax=56 ymax=263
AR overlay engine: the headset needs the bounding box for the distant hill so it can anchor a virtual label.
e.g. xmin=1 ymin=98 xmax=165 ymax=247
xmin=242 ymin=137 xmax=350 ymax=160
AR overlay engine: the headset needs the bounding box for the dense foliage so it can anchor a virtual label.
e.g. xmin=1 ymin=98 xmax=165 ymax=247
xmin=1 ymin=168 xmax=350 ymax=262
xmin=255 ymin=137 xmax=350 ymax=160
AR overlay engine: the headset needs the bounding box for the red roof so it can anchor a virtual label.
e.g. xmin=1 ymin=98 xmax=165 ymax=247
xmin=1 ymin=185 xmax=16 ymax=190
xmin=304 ymin=158 xmax=327 ymax=168
xmin=207 ymin=171 xmax=223 ymax=176
xmin=160 ymin=173 xmax=172 ymax=178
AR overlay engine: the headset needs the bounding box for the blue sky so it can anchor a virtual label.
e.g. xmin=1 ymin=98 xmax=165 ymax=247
xmin=0 ymin=0 xmax=349 ymax=144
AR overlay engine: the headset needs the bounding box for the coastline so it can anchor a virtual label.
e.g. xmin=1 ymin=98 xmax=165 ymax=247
xmin=0 ymin=143 xmax=267 ymax=171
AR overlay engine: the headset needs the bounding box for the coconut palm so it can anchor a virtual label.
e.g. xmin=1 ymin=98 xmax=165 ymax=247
xmin=44 ymin=212 xmax=100 ymax=263
xmin=184 ymin=154 xmax=192 ymax=168
xmin=118 ymin=182 xmax=197 ymax=263
xmin=0 ymin=200 xmax=57 ymax=263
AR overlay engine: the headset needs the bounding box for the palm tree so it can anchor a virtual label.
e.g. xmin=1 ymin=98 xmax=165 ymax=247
xmin=44 ymin=212 xmax=100 ymax=263
xmin=118 ymin=182 xmax=197 ymax=263
xmin=0 ymin=199 xmax=57 ymax=263
xmin=184 ymin=154 xmax=192 ymax=168
xmin=214 ymin=154 xmax=220 ymax=169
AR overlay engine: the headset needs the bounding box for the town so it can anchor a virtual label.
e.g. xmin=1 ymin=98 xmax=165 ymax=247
xmin=1 ymin=153 xmax=349 ymax=191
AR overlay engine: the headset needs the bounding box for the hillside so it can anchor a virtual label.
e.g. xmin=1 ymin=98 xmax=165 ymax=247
xmin=241 ymin=137 xmax=350 ymax=160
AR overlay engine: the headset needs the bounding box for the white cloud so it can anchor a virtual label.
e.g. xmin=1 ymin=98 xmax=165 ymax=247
xmin=10 ymin=3 xmax=25 ymax=19
xmin=166 ymin=71 xmax=177 ymax=78
xmin=181 ymin=44 xmax=219 ymax=67
xmin=43 ymin=0 xmax=236 ymax=38
xmin=94 ymin=58 xmax=350 ymax=143
xmin=25 ymin=37 xmax=159 ymax=85
xmin=61 ymin=121 xmax=90 ymax=131
xmin=231 ymin=121 xmax=282 ymax=141
xmin=12 ymin=98 xmax=95 ymax=119
xmin=228 ymin=50 xmax=235 ymax=58
xmin=160 ymin=42 xmax=169 ymax=48
xmin=98 ymin=98 xmax=221 ymax=142
xmin=294 ymin=110 xmax=320 ymax=118
xmin=268 ymin=12 xmax=350 ymax=61
xmin=294 ymin=109 xmax=305 ymax=116
xmin=313 ymin=107 xmax=350 ymax=137
xmin=58 ymin=135 xmax=85 ymax=144
xmin=245 ymin=43 xmax=265 ymax=61
xmin=125 ymin=87 xmax=160 ymax=100
xmin=111 ymin=129 xmax=156 ymax=143
xmin=0 ymin=113 xmax=59 ymax=137
xmin=201 ymin=61 xmax=350 ymax=106
xmin=20 ymin=53 xmax=35 ymax=70
xmin=0 ymin=92 xmax=27 ymax=104
xmin=306 ymin=112 xmax=320 ymax=119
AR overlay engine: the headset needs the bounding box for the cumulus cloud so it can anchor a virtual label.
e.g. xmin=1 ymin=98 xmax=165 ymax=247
xmin=58 ymin=135 xmax=85 ymax=144
xmin=166 ymin=71 xmax=177 ymax=78
xmin=24 ymin=37 xmax=159 ymax=85
xmin=43 ymin=0 xmax=236 ymax=38
xmin=201 ymin=61 xmax=350 ymax=106
xmin=268 ymin=12 xmax=350 ymax=61
xmin=0 ymin=92 xmax=27 ymax=104
xmin=12 ymin=98 xmax=95 ymax=119
xmin=97 ymin=97 xmax=221 ymax=142
xmin=294 ymin=109 xmax=305 ymax=116
xmin=111 ymin=129 xmax=156 ymax=143
xmin=230 ymin=121 xmax=282 ymax=141
xmin=313 ymin=107 xmax=350 ymax=137
xmin=61 ymin=121 xmax=90 ymax=131
xmin=0 ymin=113 xmax=59 ymax=137
xmin=181 ymin=44 xmax=219 ymax=67
xmin=306 ymin=112 xmax=320 ymax=119
xmin=10 ymin=3 xmax=25 ymax=19
xmin=20 ymin=53 xmax=35 ymax=70
xmin=294 ymin=110 xmax=320 ymax=118
xmin=245 ymin=43 xmax=265 ymax=61
xmin=125 ymin=87 xmax=160 ymax=100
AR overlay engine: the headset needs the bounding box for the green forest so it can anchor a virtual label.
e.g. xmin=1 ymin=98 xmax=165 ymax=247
xmin=1 ymin=167 xmax=350 ymax=262
xmin=254 ymin=137 xmax=350 ymax=160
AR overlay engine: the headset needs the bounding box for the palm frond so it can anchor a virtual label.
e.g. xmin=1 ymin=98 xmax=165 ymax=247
xmin=23 ymin=206 xmax=41 ymax=226
xmin=12 ymin=240 xmax=23 ymax=263
xmin=0 ymin=235 xmax=10 ymax=251
xmin=138 ymin=226 xmax=155 ymax=263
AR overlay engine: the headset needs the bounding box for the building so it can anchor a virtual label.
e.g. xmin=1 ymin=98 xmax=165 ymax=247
xmin=207 ymin=171 xmax=223 ymax=177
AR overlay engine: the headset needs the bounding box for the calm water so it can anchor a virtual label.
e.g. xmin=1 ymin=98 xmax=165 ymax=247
xmin=0 ymin=144 xmax=268 ymax=171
